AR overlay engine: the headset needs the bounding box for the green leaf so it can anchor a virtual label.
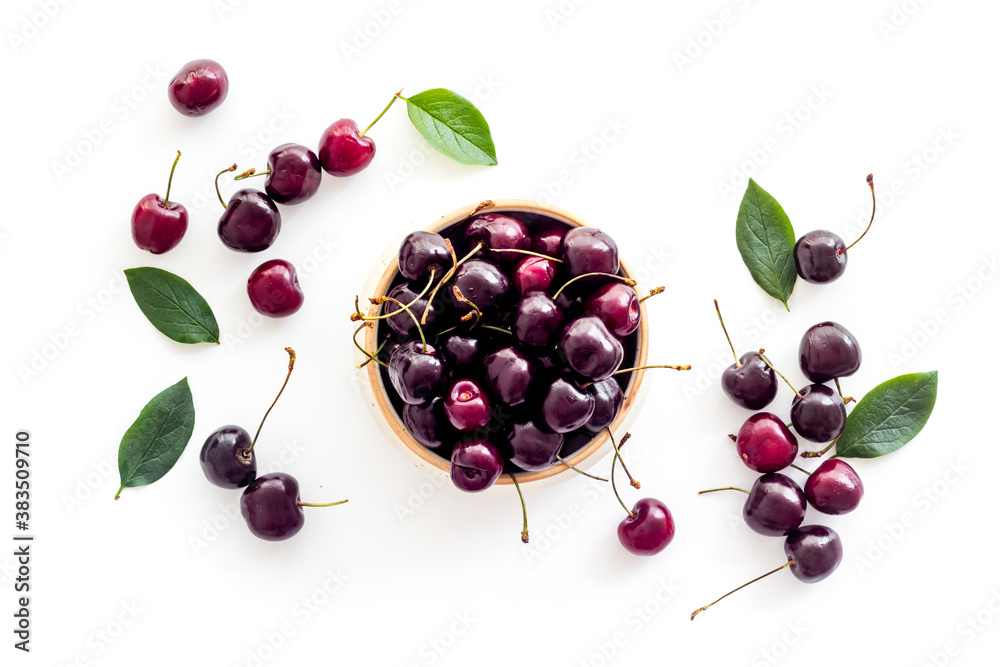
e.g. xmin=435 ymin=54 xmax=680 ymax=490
xmin=125 ymin=267 xmax=220 ymax=344
xmin=404 ymin=88 xmax=497 ymax=166
xmin=116 ymin=377 xmax=196 ymax=499
xmin=836 ymin=371 xmax=938 ymax=459
xmin=735 ymin=179 xmax=797 ymax=310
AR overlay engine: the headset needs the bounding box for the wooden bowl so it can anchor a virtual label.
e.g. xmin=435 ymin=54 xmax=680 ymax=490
xmin=353 ymin=199 xmax=651 ymax=489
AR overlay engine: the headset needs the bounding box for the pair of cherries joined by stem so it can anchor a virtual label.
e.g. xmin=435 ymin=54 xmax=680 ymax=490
xmin=199 ymin=349 xmax=347 ymax=541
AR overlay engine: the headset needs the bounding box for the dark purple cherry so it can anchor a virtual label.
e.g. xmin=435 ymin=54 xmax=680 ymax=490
xmin=513 ymin=256 xmax=559 ymax=294
xmin=264 ymin=143 xmax=322 ymax=205
xmin=799 ymin=322 xmax=862 ymax=383
xmin=617 ymin=498 xmax=675 ymax=556
xmin=388 ymin=341 xmax=445 ymax=405
xmin=398 ymin=231 xmax=450 ymax=282
xmin=514 ymin=292 xmax=565 ymax=348
xmin=464 ymin=213 xmax=530 ymax=262
xmin=384 ymin=283 xmax=438 ymax=336
xmin=742 ymin=473 xmax=806 ymax=536
xmin=805 ymin=459 xmax=864 ymax=515
xmin=403 ymin=397 xmax=452 ymax=449
xmin=794 ymin=230 xmax=847 ymax=284
xmin=790 ymin=384 xmax=846 ymax=443
xmin=507 ymin=420 xmax=563 ymax=471
xmin=450 ymin=441 xmax=504 ymax=492
xmin=584 ymin=378 xmax=624 ymax=432
xmin=722 ymin=352 xmax=778 ymax=410
xmin=560 ymin=316 xmax=624 ymax=381
xmin=451 ymin=259 xmax=510 ymax=312
xmin=484 ymin=347 xmax=533 ymax=407
xmin=168 ymin=59 xmax=228 ymax=117
xmin=562 ymin=227 xmax=619 ymax=277
xmin=785 ymin=525 xmax=843 ymax=583
xmin=218 ymin=188 xmax=281 ymax=252
xmin=131 ymin=151 xmax=187 ymax=254
xmin=247 ymin=259 xmax=303 ymax=318
xmin=584 ymin=283 xmax=640 ymax=337
xmin=318 ymin=118 xmax=375 ymax=176
xmin=440 ymin=335 xmax=481 ymax=368
xmin=240 ymin=472 xmax=347 ymax=542
xmin=444 ymin=379 xmax=492 ymax=431
xmin=735 ymin=413 xmax=798 ymax=473
xmin=531 ymin=221 xmax=567 ymax=257
xmin=541 ymin=378 xmax=595 ymax=433
xmin=199 ymin=425 xmax=256 ymax=489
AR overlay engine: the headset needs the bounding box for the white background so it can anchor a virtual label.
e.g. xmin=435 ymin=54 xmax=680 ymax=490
xmin=3 ymin=0 xmax=999 ymax=665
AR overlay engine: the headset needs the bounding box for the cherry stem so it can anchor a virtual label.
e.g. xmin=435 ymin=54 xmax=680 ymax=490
xmin=553 ymin=273 xmax=636 ymax=300
xmin=509 ymin=473 xmax=529 ymax=544
xmin=835 ymin=378 xmax=855 ymax=404
xmin=638 ymin=286 xmax=665 ymax=303
xmin=802 ymin=439 xmax=838 ymax=459
xmin=420 ymin=240 xmax=481 ymax=325
xmin=789 ymin=463 xmax=811 ymax=475
xmin=489 ymin=248 xmax=563 ymax=263
xmin=359 ymin=336 xmax=390 ymax=369
xmin=690 ymin=560 xmax=795 ymax=621
xmin=840 ymin=174 xmax=875 ymax=255
xmin=608 ymin=430 xmax=633 ymax=516
xmin=297 ymin=499 xmax=349 ymax=508
xmin=352 ymin=269 xmax=436 ymax=323
xmin=164 ymin=150 xmax=181 ymax=207
xmin=215 ymin=164 xmax=238 ymax=209
xmin=697 ymin=486 xmax=750 ymax=495
xmin=555 ymin=455 xmax=608 ymax=482
xmin=360 ymin=89 xmax=403 ymax=137
xmin=480 ymin=325 xmax=512 ymax=335
xmin=353 ymin=322 xmax=387 ymax=369
xmin=452 ymin=286 xmax=482 ymax=322
xmin=382 ymin=295 xmax=427 ymax=352
xmin=580 ymin=365 xmax=690 ymax=389
xmin=758 ymin=349 xmax=801 ymax=399
xmin=609 ymin=428 xmax=639 ymax=488
xmin=714 ymin=299 xmax=740 ymax=366
xmin=246 ymin=348 xmax=296 ymax=454
xmin=234 ymin=168 xmax=271 ymax=181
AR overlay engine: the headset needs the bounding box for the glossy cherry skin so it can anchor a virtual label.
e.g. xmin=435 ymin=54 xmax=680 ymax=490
xmin=403 ymin=397 xmax=452 ymax=449
xmin=444 ymin=379 xmax=492 ymax=431
xmin=450 ymin=441 xmax=504 ymax=492
xmin=618 ymin=498 xmax=675 ymax=556
xmin=735 ymin=413 xmax=798 ymax=473
xmin=451 ymin=259 xmax=511 ymax=312
xmin=318 ymin=119 xmax=375 ymax=176
xmin=218 ymin=189 xmax=281 ymax=252
xmin=514 ymin=292 xmax=565 ymax=348
xmin=584 ymin=378 xmax=624 ymax=433
xmin=794 ymin=230 xmax=847 ymax=284
xmin=168 ymin=59 xmax=228 ymax=117
xmin=464 ymin=213 xmax=531 ymax=262
xmin=799 ymin=322 xmax=862 ymax=383
xmin=440 ymin=335 xmax=481 ymax=368
xmin=742 ymin=473 xmax=806 ymax=536
xmin=531 ymin=221 xmax=567 ymax=257
xmin=561 ymin=316 xmax=624 ymax=381
xmin=507 ymin=420 xmax=563 ymax=471
xmin=264 ymin=143 xmax=322 ymax=205
xmin=583 ymin=283 xmax=640 ymax=337
xmin=805 ymin=459 xmax=864 ymax=515
xmin=199 ymin=425 xmax=256 ymax=489
xmin=384 ymin=283 xmax=439 ymax=336
xmin=240 ymin=472 xmax=305 ymax=541
xmin=541 ymin=378 xmax=595 ymax=433
xmin=790 ymin=384 xmax=847 ymax=443
xmin=513 ymin=256 xmax=559 ymax=294
xmin=398 ymin=231 xmax=450 ymax=282
xmin=388 ymin=341 xmax=445 ymax=405
xmin=721 ymin=352 xmax=778 ymax=410
xmin=562 ymin=227 xmax=619 ymax=277
xmin=247 ymin=259 xmax=304 ymax=317
xmin=784 ymin=525 xmax=843 ymax=583
xmin=484 ymin=347 xmax=533 ymax=406
xmin=131 ymin=193 xmax=188 ymax=254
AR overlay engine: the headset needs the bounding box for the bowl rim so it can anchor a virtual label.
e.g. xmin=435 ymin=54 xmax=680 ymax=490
xmin=361 ymin=198 xmax=650 ymax=485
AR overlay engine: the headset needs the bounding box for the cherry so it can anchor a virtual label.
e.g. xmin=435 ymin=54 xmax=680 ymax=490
xmin=514 ymin=292 xmax=565 ymax=348
xmin=262 ymin=143 xmax=322 ymax=205
xmin=560 ymin=316 xmax=624 ymax=381
xmin=512 ymin=256 xmax=559 ymax=294
xmin=384 ymin=283 xmax=439 ymax=336
xmin=541 ymin=378 xmax=595 ymax=433
xmin=444 ymin=379 xmax=492 ymax=431
xmin=167 ymin=59 xmax=228 ymax=117
xmin=584 ymin=283 xmax=640 ymax=337
xmin=562 ymin=227 xmax=619 ymax=277
xmin=790 ymin=384 xmax=847 ymax=443
xmin=507 ymin=420 xmax=563 ymax=471
xmin=805 ymin=459 xmax=864 ymax=515
xmin=318 ymin=119 xmax=375 ymax=176
xmin=714 ymin=301 xmax=777 ymax=410
xmin=464 ymin=213 xmax=531 ymax=262
xmin=618 ymin=498 xmax=675 ymax=556
xmin=451 ymin=259 xmax=511 ymax=313
xmin=403 ymin=397 xmax=452 ymax=449
xmin=131 ymin=151 xmax=188 ymax=254
xmin=450 ymin=441 xmax=504 ymax=492
xmin=799 ymin=322 xmax=862 ymax=383
xmin=388 ymin=341 xmax=445 ymax=405
xmin=200 ymin=348 xmax=296 ymax=489
xmin=240 ymin=472 xmax=347 ymax=541
xmin=216 ymin=166 xmax=282 ymax=252
xmin=398 ymin=231 xmax=450 ymax=282
xmin=440 ymin=334 xmax=482 ymax=367
xmin=483 ymin=347 xmax=533 ymax=407
xmin=531 ymin=221 xmax=567 ymax=257
xmin=794 ymin=174 xmax=875 ymax=284
xmin=247 ymin=259 xmax=304 ymax=318
xmin=734 ymin=413 xmax=798 ymax=473
xmin=584 ymin=377 xmax=624 ymax=433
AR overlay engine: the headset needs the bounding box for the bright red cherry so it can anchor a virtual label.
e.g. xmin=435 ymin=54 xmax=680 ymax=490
xmin=131 ymin=151 xmax=187 ymax=254
xmin=734 ymin=413 xmax=798 ymax=473
xmin=318 ymin=119 xmax=375 ymax=176
xmin=247 ymin=259 xmax=304 ymax=318
xmin=618 ymin=498 xmax=675 ymax=556
xmin=168 ymin=59 xmax=228 ymax=117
